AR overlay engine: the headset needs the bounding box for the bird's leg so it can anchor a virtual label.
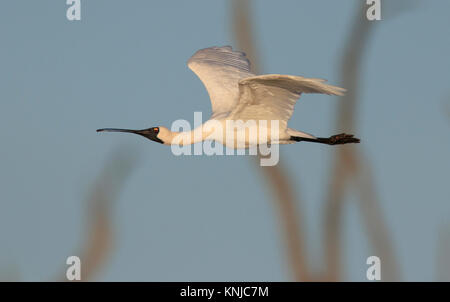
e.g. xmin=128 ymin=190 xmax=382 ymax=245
xmin=291 ymin=133 xmax=360 ymax=145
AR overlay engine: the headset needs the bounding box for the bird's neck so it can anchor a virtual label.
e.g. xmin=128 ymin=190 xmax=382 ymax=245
xmin=163 ymin=126 xmax=213 ymax=146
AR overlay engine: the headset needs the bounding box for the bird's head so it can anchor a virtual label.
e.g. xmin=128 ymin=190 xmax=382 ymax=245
xmin=96 ymin=126 xmax=166 ymax=144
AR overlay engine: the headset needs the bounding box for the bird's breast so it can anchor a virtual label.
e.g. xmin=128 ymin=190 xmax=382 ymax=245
xmin=205 ymin=119 xmax=283 ymax=149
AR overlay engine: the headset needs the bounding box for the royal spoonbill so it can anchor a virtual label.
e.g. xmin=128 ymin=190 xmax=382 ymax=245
xmin=97 ymin=46 xmax=360 ymax=148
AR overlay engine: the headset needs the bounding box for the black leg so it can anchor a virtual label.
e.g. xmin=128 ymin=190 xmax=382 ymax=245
xmin=291 ymin=133 xmax=360 ymax=145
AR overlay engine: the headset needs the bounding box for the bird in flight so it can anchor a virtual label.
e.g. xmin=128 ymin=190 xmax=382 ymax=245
xmin=97 ymin=46 xmax=359 ymax=148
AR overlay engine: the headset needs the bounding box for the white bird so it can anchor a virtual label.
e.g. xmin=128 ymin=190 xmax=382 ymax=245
xmin=97 ymin=46 xmax=359 ymax=148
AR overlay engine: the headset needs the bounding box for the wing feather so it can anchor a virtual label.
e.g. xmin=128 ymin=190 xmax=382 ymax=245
xmin=231 ymin=74 xmax=345 ymax=123
xmin=187 ymin=46 xmax=254 ymax=116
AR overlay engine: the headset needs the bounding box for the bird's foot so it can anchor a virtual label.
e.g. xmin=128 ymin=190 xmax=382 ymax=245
xmin=327 ymin=133 xmax=360 ymax=145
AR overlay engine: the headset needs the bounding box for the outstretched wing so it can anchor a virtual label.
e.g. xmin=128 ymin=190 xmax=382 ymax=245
xmin=230 ymin=74 xmax=345 ymax=124
xmin=187 ymin=46 xmax=254 ymax=116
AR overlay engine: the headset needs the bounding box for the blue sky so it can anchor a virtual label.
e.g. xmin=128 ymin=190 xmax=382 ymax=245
xmin=1 ymin=0 xmax=450 ymax=281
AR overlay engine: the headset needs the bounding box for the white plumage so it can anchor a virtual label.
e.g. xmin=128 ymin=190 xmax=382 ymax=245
xmin=97 ymin=46 xmax=359 ymax=148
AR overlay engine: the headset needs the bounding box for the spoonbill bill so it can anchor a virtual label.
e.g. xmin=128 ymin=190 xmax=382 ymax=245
xmin=97 ymin=46 xmax=360 ymax=148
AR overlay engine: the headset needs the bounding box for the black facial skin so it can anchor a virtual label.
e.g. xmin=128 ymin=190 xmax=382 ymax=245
xmin=96 ymin=127 xmax=164 ymax=144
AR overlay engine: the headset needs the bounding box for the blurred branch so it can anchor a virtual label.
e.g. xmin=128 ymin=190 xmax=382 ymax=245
xmin=324 ymin=2 xmax=399 ymax=281
xmin=259 ymin=158 xmax=310 ymax=281
xmin=57 ymin=147 xmax=138 ymax=281
xmin=231 ymin=0 xmax=406 ymax=282
xmin=231 ymin=0 xmax=261 ymax=75
xmin=231 ymin=0 xmax=310 ymax=281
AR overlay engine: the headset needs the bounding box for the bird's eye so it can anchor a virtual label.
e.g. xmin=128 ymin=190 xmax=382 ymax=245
xmin=153 ymin=127 xmax=159 ymax=133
